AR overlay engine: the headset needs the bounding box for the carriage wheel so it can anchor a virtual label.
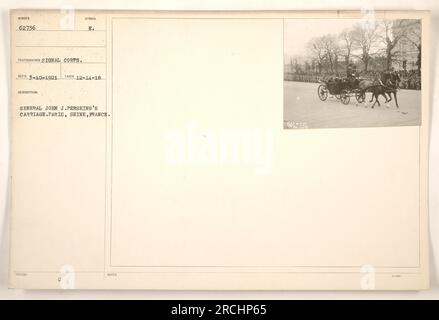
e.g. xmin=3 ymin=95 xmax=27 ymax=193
xmin=317 ymin=85 xmax=328 ymax=101
xmin=355 ymin=91 xmax=365 ymax=103
xmin=340 ymin=90 xmax=350 ymax=105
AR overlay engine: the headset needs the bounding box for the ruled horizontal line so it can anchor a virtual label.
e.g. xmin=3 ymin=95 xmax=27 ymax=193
xmin=14 ymin=270 xmax=422 ymax=275
xmin=16 ymin=61 xmax=106 ymax=64
xmin=15 ymin=78 xmax=106 ymax=81
xmin=15 ymin=29 xmax=106 ymax=32
xmin=15 ymin=45 xmax=106 ymax=48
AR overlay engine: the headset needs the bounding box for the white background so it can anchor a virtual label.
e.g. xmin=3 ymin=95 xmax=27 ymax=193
xmin=0 ymin=0 xmax=438 ymax=299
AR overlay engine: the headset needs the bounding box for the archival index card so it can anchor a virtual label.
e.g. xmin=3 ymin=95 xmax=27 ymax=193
xmin=9 ymin=10 xmax=430 ymax=290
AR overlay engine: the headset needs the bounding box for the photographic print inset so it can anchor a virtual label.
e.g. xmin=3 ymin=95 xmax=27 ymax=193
xmin=283 ymin=19 xmax=422 ymax=129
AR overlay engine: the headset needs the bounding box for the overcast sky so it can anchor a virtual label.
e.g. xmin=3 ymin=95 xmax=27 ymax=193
xmin=284 ymin=18 xmax=366 ymax=63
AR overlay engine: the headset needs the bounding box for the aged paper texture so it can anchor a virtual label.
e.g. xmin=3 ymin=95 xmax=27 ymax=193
xmin=9 ymin=10 xmax=430 ymax=290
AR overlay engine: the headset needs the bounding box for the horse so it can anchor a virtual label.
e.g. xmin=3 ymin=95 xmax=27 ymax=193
xmin=357 ymin=79 xmax=378 ymax=103
xmin=369 ymin=84 xmax=399 ymax=109
xmin=381 ymin=71 xmax=401 ymax=105
xmin=357 ymin=76 xmax=400 ymax=109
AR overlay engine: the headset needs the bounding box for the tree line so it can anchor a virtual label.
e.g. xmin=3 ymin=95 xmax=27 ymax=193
xmin=288 ymin=19 xmax=421 ymax=75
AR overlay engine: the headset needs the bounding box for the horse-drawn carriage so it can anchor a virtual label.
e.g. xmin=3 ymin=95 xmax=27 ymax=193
xmin=317 ymin=76 xmax=365 ymax=105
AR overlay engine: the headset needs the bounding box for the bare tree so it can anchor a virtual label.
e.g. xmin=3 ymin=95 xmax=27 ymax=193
xmin=402 ymin=19 xmax=422 ymax=71
xmin=306 ymin=34 xmax=340 ymax=74
xmin=320 ymin=34 xmax=341 ymax=74
xmin=351 ymin=23 xmax=378 ymax=72
xmin=377 ymin=20 xmax=407 ymax=70
xmin=292 ymin=56 xmax=301 ymax=73
xmin=295 ymin=18 xmax=421 ymax=76
xmin=339 ymin=29 xmax=355 ymax=72
xmin=307 ymin=36 xmax=326 ymax=74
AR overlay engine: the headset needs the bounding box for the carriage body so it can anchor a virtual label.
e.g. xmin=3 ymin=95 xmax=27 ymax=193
xmin=317 ymin=77 xmax=364 ymax=104
xmin=325 ymin=78 xmax=349 ymax=95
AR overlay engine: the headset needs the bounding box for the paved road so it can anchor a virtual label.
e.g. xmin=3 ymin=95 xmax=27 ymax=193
xmin=283 ymin=81 xmax=421 ymax=129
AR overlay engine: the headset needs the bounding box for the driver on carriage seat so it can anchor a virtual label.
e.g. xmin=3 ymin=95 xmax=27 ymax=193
xmin=346 ymin=63 xmax=358 ymax=88
xmin=346 ymin=63 xmax=356 ymax=76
